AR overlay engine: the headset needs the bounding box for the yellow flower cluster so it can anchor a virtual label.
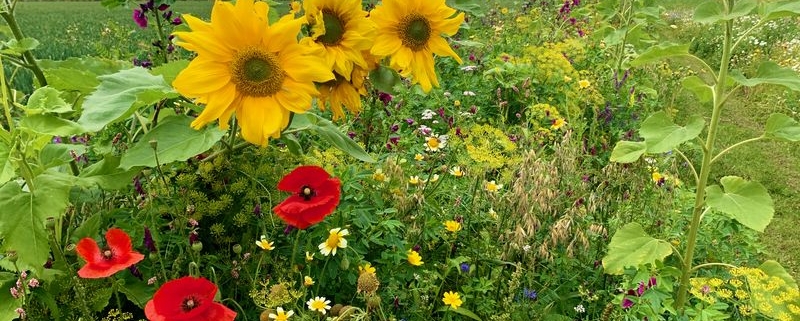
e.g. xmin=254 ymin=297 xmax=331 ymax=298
xmin=456 ymin=124 xmax=518 ymax=172
xmin=691 ymin=267 xmax=800 ymax=319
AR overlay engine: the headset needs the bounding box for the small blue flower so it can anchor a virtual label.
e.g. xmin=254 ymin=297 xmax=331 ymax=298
xmin=523 ymin=288 xmax=537 ymax=300
xmin=460 ymin=263 xmax=470 ymax=273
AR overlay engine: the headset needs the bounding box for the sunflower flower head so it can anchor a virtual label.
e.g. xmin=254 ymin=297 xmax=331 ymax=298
xmin=302 ymin=0 xmax=374 ymax=79
xmin=172 ymin=0 xmax=334 ymax=146
xmin=370 ymin=0 xmax=465 ymax=92
xmin=442 ymin=291 xmax=463 ymax=309
xmin=318 ymin=228 xmax=349 ymax=256
xmin=551 ymin=117 xmax=566 ymax=130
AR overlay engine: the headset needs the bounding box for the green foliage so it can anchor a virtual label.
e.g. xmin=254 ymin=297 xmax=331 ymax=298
xmin=705 ymin=176 xmax=774 ymax=232
xmin=602 ymin=223 xmax=673 ymax=275
xmin=120 ymin=115 xmax=225 ymax=169
xmin=765 ymin=113 xmax=800 ymax=141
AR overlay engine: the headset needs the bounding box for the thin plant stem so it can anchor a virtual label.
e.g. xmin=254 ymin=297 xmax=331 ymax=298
xmin=0 ymin=11 xmax=47 ymax=86
xmin=674 ymin=149 xmax=698 ymax=185
xmin=0 ymin=55 xmax=14 ymax=132
xmin=711 ymin=136 xmax=765 ymax=164
xmin=691 ymin=262 xmax=737 ymax=273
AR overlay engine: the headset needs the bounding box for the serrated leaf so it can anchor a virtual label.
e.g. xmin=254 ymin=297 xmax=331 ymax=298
xmin=761 ymin=0 xmax=800 ymax=21
xmin=630 ymin=44 xmax=691 ymax=67
xmin=682 ymin=76 xmax=713 ymax=103
xmin=0 ymin=172 xmax=72 ymax=279
xmin=602 ymin=223 xmax=672 ymax=275
xmin=151 ymin=59 xmax=190 ymax=85
xmin=24 ymin=87 xmax=71 ymax=114
xmin=705 ymin=176 xmax=774 ymax=232
xmin=764 ymin=113 xmax=800 ymax=141
xmin=640 ymin=111 xmax=705 ymax=153
xmin=730 ymin=62 xmax=800 ymax=91
xmin=119 ymin=115 xmax=225 ymax=169
xmin=301 ymin=113 xmax=374 ymax=163
xmin=79 ymin=155 xmax=139 ymax=190
xmin=694 ymin=0 xmax=756 ymax=24
xmin=610 ymin=141 xmax=647 ymax=163
xmin=78 ymin=67 xmax=178 ymax=132
xmin=39 ymin=143 xmax=88 ymax=169
xmin=19 ymin=114 xmax=86 ymax=136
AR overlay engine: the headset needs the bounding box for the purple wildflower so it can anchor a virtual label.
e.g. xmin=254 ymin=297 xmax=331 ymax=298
xmin=523 ymin=288 xmax=537 ymax=300
xmin=621 ymin=297 xmax=634 ymax=309
xmin=143 ymin=227 xmax=157 ymax=252
xmin=460 ymin=263 xmax=470 ymax=273
xmin=133 ymin=9 xmax=148 ymax=28
xmin=378 ymin=92 xmax=393 ymax=105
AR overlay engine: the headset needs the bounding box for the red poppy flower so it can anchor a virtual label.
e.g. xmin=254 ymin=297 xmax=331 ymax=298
xmin=273 ymin=165 xmax=341 ymax=229
xmin=76 ymin=228 xmax=145 ymax=278
xmin=144 ymin=276 xmax=236 ymax=321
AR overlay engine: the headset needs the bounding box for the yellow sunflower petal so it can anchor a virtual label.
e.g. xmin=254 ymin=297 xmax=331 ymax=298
xmin=428 ymin=36 xmax=462 ymax=63
xmin=173 ymin=58 xmax=231 ymax=96
xmin=238 ymin=96 xmax=285 ymax=146
xmin=190 ymin=83 xmax=237 ymax=129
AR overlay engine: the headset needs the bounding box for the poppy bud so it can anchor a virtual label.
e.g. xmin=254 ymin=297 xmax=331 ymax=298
xmin=259 ymin=309 xmax=274 ymax=321
xmin=340 ymin=256 xmax=350 ymax=270
xmin=6 ymin=251 xmax=17 ymax=263
xmin=149 ymin=252 xmax=159 ymax=261
xmin=366 ymin=294 xmax=381 ymax=309
xmin=191 ymin=242 xmax=203 ymax=252
xmin=330 ymin=304 xmax=344 ymax=316
xmin=232 ymin=244 xmax=242 ymax=254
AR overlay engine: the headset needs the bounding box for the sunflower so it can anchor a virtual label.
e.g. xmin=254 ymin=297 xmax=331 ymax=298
xmin=302 ymin=0 xmax=374 ymax=80
xmin=370 ymin=0 xmax=464 ymax=92
xmin=172 ymin=0 xmax=334 ymax=146
xmin=317 ymin=66 xmax=369 ymax=120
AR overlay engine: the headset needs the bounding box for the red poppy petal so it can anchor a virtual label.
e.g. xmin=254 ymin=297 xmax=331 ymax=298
xmin=117 ymin=252 xmax=145 ymax=269
xmin=203 ymin=302 xmax=237 ymax=321
xmin=76 ymin=237 xmax=102 ymax=263
xmin=106 ymin=228 xmax=134 ymax=254
xmin=273 ymin=201 xmax=311 ymax=229
xmin=273 ymin=194 xmax=337 ymax=229
xmin=77 ymin=262 xmax=120 ymax=278
xmin=151 ymin=276 xmax=218 ymax=317
xmin=276 ymin=165 xmax=331 ymax=192
xmin=145 ymin=300 xmax=168 ymax=321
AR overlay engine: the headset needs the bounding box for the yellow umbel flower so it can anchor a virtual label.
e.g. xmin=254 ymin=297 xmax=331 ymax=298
xmin=578 ymin=79 xmax=591 ymax=89
xmin=255 ymin=235 xmax=275 ymax=251
xmin=407 ymin=250 xmax=424 ymax=266
xmin=443 ymin=220 xmax=461 ymax=232
xmin=302 ymin=0 xmax=374 ymax=80
xmin=442 ymin=291 xmax=463 ymax=309
xmin=173 ymin=0 xmax=334 ymax=146
xmin=318 ymin=228 xmax=349 ymax=256
xmin=370 ymin=0 xmax=464 ymax=92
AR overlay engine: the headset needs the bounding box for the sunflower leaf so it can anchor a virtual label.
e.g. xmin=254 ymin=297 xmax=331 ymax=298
xmin=764 ymin=113 xmax=800 ymax=141
xmin=602 ymin=223 xmax=673 ymax=275
xmin=120 ymin=115 xmax=225 ymax=169
xmin=300 ymin=113 xmax=375 ymax=163
xmin=705 ymin=176 xmax=774 ymax=232
xmin=610 ymin=141 xmax=647 ymax=163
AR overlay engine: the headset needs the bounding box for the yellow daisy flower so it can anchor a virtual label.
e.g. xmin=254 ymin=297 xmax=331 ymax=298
xmin=551 ymin=117 xmax=566 ymax=130
xmin=304 ymin=276 xmax=315 ymax=287
xmin=443 ymin=220 xmax=461 ymax=232
xmin=428 ymin=174 xmax=440 ymax=183
xmin=578 ymin=79 xmax=591 ymax=89
xmin=652 ymin=172 xmax=663 ymax=183
xmin=485 ymin=180 xmax=503 ymax=193
xmin=172 ymin=0 xmax=334 ymax=146
xmin=302 ymin=0 xmax=374 ymax=80
xmin=414 ymin=153 xmax=425 ymax=161
xmin=370 ymin=0 xmax=465 ymax=92
xmin=449 ymin=166 xmax=464 ymax=177
xmin=372 ymin=168 xmax=389 ymax=182
xmin=318 ymin=228 xmax=349 ymax=256
xmin=425 ymin=134 xmax=447 ymax=152
xmin=407 ymin=249 xmax=424 ymax=266
xmin=306 ymin=296 xmax=332 ymax=314
xmin=408 ymin=176 xmax=421 ymax=185
xmin=255 ymin=235 xmax=275 ymax=251
xmin=359 ymin=262 xmax=376 ymax=275
xmin=442 ymin=291 xmax=463 ymax=309
xmin=268 ymin=307 xmax=294 ymax=321
xmin=305 ymin=251 xmax=314 ymax=261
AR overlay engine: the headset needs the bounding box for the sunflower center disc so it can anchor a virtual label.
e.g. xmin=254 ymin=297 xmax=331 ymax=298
xmin=401 ymin=14 xmax=431 ymax=51
xmin=231 ymin=47 xmax=285 ymax=97
xmin=317 ymin=9 xmax=345 ymax=46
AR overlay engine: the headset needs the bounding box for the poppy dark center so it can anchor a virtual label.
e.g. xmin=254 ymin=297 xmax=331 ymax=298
xmin=102 ymin=249 xmax=113 ymax=260
xmin=400 ymin=14 xmax=431 ymax=51
xmin=300 ymin=185 xmax=315 ymax=201
xmin=182 ymin=297 xmax=199 ymax=312
xmin=317 ymin=9 xmax=345 ymax=46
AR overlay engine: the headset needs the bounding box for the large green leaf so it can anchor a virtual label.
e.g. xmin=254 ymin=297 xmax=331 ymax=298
xmin=436 ymin=306 xmax=482 ymax=321
xmin=39 ymin=143 xmax=88 ymax=169
xmin=759 ymin=260 xmax=798 ymax=289
xmin=764 ymin=113 xmax=800 ymax=141
xmin=0 ymin=272 xmax=20 ymax=321
xmin=730 ymin=62 xmax=800 ymax=91
xmin=2 ymin=37 xmax=39 ymax=55
xmin=682 ymin=76 xmax=713 ymax=103
xmin=761 ymin=0 xmax=800 ymax=21
xmin=447 ymin=0 xmax=483 ymax=17
xmin=693 ymin=0 xmax=756 ymax=24
xmin=609 ymin=141 xmax=647 ymax=163
xmin=751 ymin=260 xmax=800 ymax=318
xmin=640 ymin=111 xmax=705 ymax=153
xmin=151 ymin=59 xmax=190 ymax=85
xmin=630 ymin=44 xmax=691 ymax=67
xmin=705 ymin=176 xmax=774 ymax=232
xmin=19 ymin=114 xmax=86 ymax=136
xmin=0 ymin=172 xmax=72 ymax=279
xmin=78 ymin=67 xmax=178 ymax=132
xmin=369 ymin=65 xmax=402 ymax=95
xmin=290 ymin=113 xmax=375 ymax=163
xmin=23 ymin=87 xmax=72 ymax=114
xmin=602 ymin=223 xmax=673 ymax=275
xmin=39 ymin=57 xmax=126 ymax=94
xmin=119 ymin=115 xmax=225 ymax=169
xmin=79 ymin=155 xmax=140 ymax=190
xmin=0 ymin=140 xmax=14 ymax=185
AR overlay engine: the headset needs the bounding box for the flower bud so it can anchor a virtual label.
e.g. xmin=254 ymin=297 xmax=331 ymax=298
xmin=340 ymin=256 xmax=350 ymax=270
xmin=232 ymin=244 xmax=242 ymax=254
xmin=191 ymin=242 xmax=203 ymax=252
